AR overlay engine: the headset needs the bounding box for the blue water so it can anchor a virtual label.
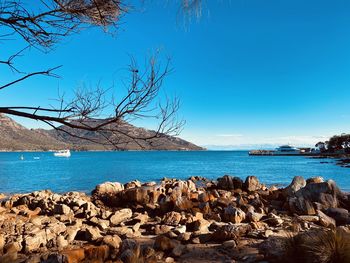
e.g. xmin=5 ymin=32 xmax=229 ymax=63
xmin=0 ymin=151 xmax=349 ymax=193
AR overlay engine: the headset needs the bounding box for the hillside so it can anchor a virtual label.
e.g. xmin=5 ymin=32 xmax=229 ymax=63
xmin=0 ymin=114 xmax=204 ymax=151
xmin=0 ymin=114 xmax=68 ymax=151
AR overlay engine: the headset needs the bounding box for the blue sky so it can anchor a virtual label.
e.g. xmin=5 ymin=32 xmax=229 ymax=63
xmin=2 ymin=0 xmax=350 ymax=148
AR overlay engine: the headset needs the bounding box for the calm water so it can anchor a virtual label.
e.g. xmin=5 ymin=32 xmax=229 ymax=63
xmin=0 ymin=151 xmax=349 ymax=193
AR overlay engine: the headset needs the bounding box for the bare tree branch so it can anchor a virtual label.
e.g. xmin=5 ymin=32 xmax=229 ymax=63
xmin=0 ymin=1 xmax=186 ymax=150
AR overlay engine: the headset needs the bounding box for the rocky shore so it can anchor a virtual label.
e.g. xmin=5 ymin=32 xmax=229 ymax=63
xmin=1 ymin=175 xmax=350 ymax=262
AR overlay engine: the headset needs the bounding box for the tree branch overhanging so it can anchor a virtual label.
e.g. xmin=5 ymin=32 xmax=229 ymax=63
xmin=0 ymin=0 xmax=187 ymax=149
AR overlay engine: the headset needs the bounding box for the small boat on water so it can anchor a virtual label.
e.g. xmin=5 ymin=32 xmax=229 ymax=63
xmin=53 ymin=150 xmax=71 ymax=157
xmin=20 ymin=155 xmax=24 ymax=160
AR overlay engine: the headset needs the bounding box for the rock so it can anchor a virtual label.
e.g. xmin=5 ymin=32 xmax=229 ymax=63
xmin=244 ymin=176 xmax=260 ymax=192
xmin=54 ymin=204 xmax=71 ymax=215
xmin=288 ymin=196 xmax=316 ymax=215
xmin=4 ymin=241 xmax=22 ymax=254
xmin=326 ymin=207 xmax=350 ymax=225
xmin=294 ymin=180 xmax=340 ymax=209
xmin=171 ymin=244 xmax=186 ymax=257
xmin=124 ymin=180 xmax=142 ymax=189
xmin=212 ymin=224 xmax=251 ymax=241
xmin=186 ymin=219 xmax=211 ymax=233
xmin=110 ymin=208 xmax=132 ymax=226
xmin=267 ymin=213 xmax=283 ymax=226
xmin=154 ymin=235 xmax=180 ymax=251
xmin=0 ymin=234 xmax=4 ymax=253
xmin=121 ymin=238 xmax=138 ymax=252
xmin=120 ymin=248 xmax=140 ymax=263
xmin=84 ymin=245 xmax=110 ymax=262
xmin=283 ymin=176 xmax=306 ymax=198
xmin=173 ymin=196 xmax=193 ymax=211
xmin=59 ymin=248 xmax=85 ymax=263
xmin=143 ymin=246 xmax=156 ymax=259
xmin=66 ymin=226 xmax=80 ymax=243
xmin=90 ymin=217 xmax=110 ymax=230
xmin=155 ymin=225 xmax=173 ymax=235
xmin=174 ymin=225 xmax=186 ymax=234
xmin=85 ymin=226 xmax=103 ymax=241
xmin=224 ymin=205 xmax=246 ymax=223
xmin=103 ymin=235 xmax=122 ymax=249
xmin=317 ymin=210 xmax=336 ymax=228
xmin=122 ymin=186 xmax=161 ymax=206
xmin=297 ymin=215 xmax=319 ymax=222
xmin=24 ymin=229 xmax=47 ymax=253
xmin=56 ymin=235 xmax=68 ymax=250
xmin=94 ymin=182 xmax=124 ymax=195
xmin=246 ymin=211 xmax=264 ymax=222
xmin=222 ymin=240 xmax=237 ymax=248
xmin=217 ymin=175 xmax=243 ymax=190
xmin=0 ymin=252 xmax=18 ymax=263
xmin=306 ymin=177 xmax=324 ymax=184
xmin=162 ymin=211 xmax=182 ymax=226
xmin=178 ymin=232 xmax=191 ymax=242
xmin=110 ymin=226 xmax=133 ymax=237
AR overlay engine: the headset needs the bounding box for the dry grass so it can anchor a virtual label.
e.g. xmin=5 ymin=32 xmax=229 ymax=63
xmin=264 ymin=227 xmax=350 ymax=263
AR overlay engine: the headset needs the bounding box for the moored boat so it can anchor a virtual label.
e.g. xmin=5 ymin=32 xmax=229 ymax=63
xmin=274 ymin=145 xmax=300 ymax=155
xmin=53 ymin=150 xmax=71 ymax=157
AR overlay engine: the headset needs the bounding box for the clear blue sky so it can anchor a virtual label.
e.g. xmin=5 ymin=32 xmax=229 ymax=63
xmin=2 ymin=0 xmax=350 ymax=148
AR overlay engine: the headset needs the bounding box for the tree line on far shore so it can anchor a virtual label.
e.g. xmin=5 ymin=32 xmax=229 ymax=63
xmin=316 ymin=134 xmax=350 ymax=154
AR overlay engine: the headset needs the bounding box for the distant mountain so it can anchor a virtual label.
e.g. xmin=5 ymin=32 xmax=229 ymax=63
xmin=0 ymin=114 xmax=68 ymax=151
xmin=0 ymin=114 xmax=204 ymax=151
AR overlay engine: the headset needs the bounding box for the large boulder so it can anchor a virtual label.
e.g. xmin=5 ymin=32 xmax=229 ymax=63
xmin=282 ymin=176 xmax=306 ymax=198
xmin=110 ymin=209 xmax=132 ymax=226
xmin=286 ymin=179 xmax=341 ymax=215
xmin=288 ymin=196 xmax=316 ymax=215
xmin=244 ymin=176 xmax=261 ymax=192
xmin=223 ymin=205 xmax=246 ymax=223
xmin=217 ymin=175 xmax=243 ymax=190
xmin=162 ymin=211 xmax=182 ymax=226
xmin=93 ymin=182 xmax=124 ymax=196
xmin=326 ymin=208 xmax=350 ymax=225
xmin=212 ymin=224 xmax=251 ymax=241
xmin=121 ymin=186 xmax=163 ymax=206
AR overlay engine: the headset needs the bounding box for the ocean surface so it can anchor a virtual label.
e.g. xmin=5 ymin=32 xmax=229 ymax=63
xmin=0 ymin=151 xmax=349 ymax=194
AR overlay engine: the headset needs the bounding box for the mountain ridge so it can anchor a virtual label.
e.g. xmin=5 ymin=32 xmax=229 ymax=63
xmin=0 ymin=114 xmax=204 ymax=151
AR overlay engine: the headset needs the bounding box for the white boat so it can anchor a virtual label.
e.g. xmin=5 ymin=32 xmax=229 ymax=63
xmin=53 ymin=150 xmax=71 ymax=157
xmin=20 ymin=155 xmax=24 ymax=160
xmin=274 ymin=145 xmax=300 ymax=155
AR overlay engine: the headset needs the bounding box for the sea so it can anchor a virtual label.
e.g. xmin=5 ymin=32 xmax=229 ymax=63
xmin=0 ymin=151 xmax=349 ymax=194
